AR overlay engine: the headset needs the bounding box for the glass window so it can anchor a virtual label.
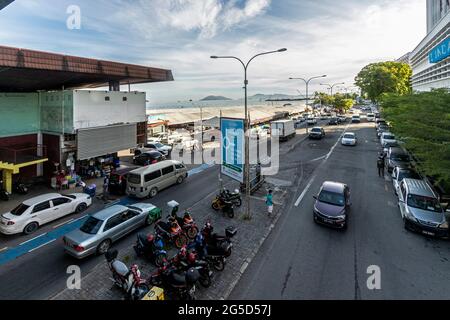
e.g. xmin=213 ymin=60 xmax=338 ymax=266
xmin=145 ymin=170 xmax=162 ymax=182
xmin=318 ymin=190 xmax=345 ymax=207
xmin=128 ymin=173 xmax=141 ymax=184
xmin=407 ymin=194 xmax=442 ymax=213
xmin=162 ymin=166 xmax=175 ymax=175
xmin=400 ymin=183 xmax=407 ymax=200
xmin=10 ymin=203 xmax=30 ymax=216
xmin=104 ymin=213 xmax=125 ymax=231
xmin=80 ymin=217 xmax=103 ymax=234
xmin=52 ymin=198 xmax=71 ymax=206
xmin=33 ymin=201 xmax=51 ymax=213
xmin=175 ymin=163 xmax=185 ymax=170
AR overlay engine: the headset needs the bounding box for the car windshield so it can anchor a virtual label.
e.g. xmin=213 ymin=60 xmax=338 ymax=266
xmin=311 ymin=128 xmax=321 ymax=132
xmin=65 ymin=195 xmax=76 ymax=199
xmin=392 ymin=153 xmax=410 ymax=161
xmin=343 ymin=134 xmax=354 ymax=139
xmin=407 ymin=194 xmax=442 ymax=213
xmin=10 ymin=203 xmax=30 ymax=216
xmin=154 ymin=143 xmax=164 ymax=148
xmin=318 ymin=190 xmax=345 ymax=207
xmin=80 ymin=217 xmax=103 ymax=234
xmin=128 ymin=173 xmax=141 ymax=184
xmin=398 ymin=171 xmax=420 ymax=181
xmin=384 ymin=135 xmax=395 ymax=140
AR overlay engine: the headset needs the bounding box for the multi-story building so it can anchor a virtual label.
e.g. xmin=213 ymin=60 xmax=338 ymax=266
xmin=410 ymin=0 xmax=450 ymax=91
xmin=0 ymin=45 xmax=173 ymax=193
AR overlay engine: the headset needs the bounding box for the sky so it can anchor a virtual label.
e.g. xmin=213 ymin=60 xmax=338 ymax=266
xmin=0 ymin=0 xmax=427 ymax=104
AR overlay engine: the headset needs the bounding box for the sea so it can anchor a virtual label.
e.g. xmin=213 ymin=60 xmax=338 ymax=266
xmin=147 ymin=98 xmax=287 ymax=111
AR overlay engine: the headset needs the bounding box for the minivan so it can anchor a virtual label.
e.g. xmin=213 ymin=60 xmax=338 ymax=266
xmin=398 ymin=178 xmax=448 ymax=238
xmin=126 ymin=160 xmax=188 ymax=199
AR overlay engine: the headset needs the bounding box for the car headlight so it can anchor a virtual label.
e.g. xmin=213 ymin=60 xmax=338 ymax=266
xmin=336 ymin=215 xmax=346 ymax=221
xmin=439 ymin=221 xmax=449 ymax=229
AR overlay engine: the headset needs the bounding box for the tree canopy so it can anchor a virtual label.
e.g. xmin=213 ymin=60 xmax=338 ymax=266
xmin=355 ymin=61 xmax=412 ymax=102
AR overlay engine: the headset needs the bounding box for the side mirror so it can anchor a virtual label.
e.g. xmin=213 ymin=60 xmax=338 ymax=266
xmin=313 ymin=195 xmax=318 ymax=200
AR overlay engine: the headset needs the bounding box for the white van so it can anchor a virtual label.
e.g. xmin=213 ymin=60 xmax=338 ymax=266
xmin=126 ymin=160 xmax=188 ymax=199
xmin=367 ymin=113 xmax=375 ymax=122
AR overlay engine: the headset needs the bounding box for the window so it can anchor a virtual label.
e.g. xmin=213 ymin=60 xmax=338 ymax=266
xmin=175 ymin=163 xmax=185 ymax=170
xmin=105 ymin=96 xmax=110 ymax=101
xmin=33 ymin=201 xmax=51 ymax=213
xmin=123 ymin=97 xmax=127 ymax=101
xmin=104 ymin=213 xmax=125 ymax=231
xmin=128 ymin=174 xmax=141 ymax=184
xmin=162 ymin=166 xmax=174 ymax=175
xmin=52 ymin=198 xmax=71 ymax=206
xmin=10 ymin=204 xmax=30 ymax=216
xmin=145 ymin=170 xmax=162 ymax=182
xmin=80 ymin=217 xmax=103 ymax=235
xmin=400 ymin=183 xmax=407 ymax=201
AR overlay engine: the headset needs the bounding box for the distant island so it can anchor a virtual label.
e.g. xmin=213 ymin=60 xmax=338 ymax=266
xmin=200 ymin=95 xmax=232 ymax=101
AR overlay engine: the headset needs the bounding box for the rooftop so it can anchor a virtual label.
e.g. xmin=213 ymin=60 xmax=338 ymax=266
xmin=0 ymin=45 xmax=174 ymax=92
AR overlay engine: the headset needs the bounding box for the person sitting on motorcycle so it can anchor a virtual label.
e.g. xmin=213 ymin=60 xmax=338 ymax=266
xmin=183 ymin=210 xmax=194 ymax=224
xmin=188 ymin=232 xmax=207 ymax=259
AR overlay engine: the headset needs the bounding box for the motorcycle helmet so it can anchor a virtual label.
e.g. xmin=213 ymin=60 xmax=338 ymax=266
xmin=187 ymin=252 xmax=197 ymax=264
xmin=179 ymin=245 xmax=187 ymax=257
xmin=146 ymin=234 xmax=155 ymax=243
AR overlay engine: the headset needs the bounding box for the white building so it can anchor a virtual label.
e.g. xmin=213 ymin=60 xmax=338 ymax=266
xmin=410 ymin=0 xmax=450 ymax=91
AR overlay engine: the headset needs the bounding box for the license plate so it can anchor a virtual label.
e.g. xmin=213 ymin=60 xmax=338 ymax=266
xmin=323 ymin=219 xmax=334 ymax=224
xmin=422 ymin=231 xmax=435 ymax=236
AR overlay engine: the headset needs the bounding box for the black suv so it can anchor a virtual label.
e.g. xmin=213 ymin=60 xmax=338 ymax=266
xmin=309 ymin=127 xmax=325 ymax=140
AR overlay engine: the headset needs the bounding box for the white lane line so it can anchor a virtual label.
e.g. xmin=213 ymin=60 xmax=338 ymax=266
xmin=295 ymin=175 xmax=316 ymax=207
xmin=28 ymin=239 xmax=56 ymax=253
xmin=0 ymin=247 xmax=8 ymax=252
xmin=52 ymin=218 xmax=74 ymax=229
xmin=19 ymin=233 xmax=47 ymax=246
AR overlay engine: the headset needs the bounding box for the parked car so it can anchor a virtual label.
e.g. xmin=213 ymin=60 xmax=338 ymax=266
xmin=380 ymin=132 xmax=397 ymax=147
xmin=328 ymin=117 xmax=339 ymax=125
xmin=392 ymin=167 xmax=421 ymax=196
xmin=351 ymin=115 xmax=361 ymax=123
xmin=367 ymin=113 xmax=375 ymax=122
xmin=109 ymin=167 xmax=139 ymax=195
xmin=397 ymin=178 xmax=448 ymax=238
xmin=383 ymin=141 xmax=399 ymax=154
xmin=63 ymin=203 xmax=162 ymax=259
xmin=385 ymin=147 xmax=411 ymax=173
xmin=376 ymin=119 xmax=387 ymax=128
xmin=377 ymin=125 xmax=390 ymax=138
xmin=313 ymin=181 xmax=351 ymax=229
xmin=306 ymin=117 xmax=317 ymax=125
xmin=144 ymin=142 xmax=172 ymax=156
xmin=309 ymin=127 xmax=325 ymax=140
xmin=133 ymin=151 xmax=166 ymax=166
xmin=0 ymin=193 xmax=92 ymax=235
xmin=338 ymin=115 xmax=348 ymax=123
xmin=341 ymin=132 xmax=357 ymax=146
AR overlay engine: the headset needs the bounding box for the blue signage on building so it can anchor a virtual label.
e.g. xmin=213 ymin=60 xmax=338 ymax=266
xmin=220 ymin=117 xmax=245 ymax=183
xmin=429 ymin=38 xmax=450 ymax=63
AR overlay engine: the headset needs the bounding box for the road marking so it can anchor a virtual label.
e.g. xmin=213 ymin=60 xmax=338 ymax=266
xmin=19 ymin=233 xmax=47 ymax=246
xmin=0 ymin=247 xmax=7 ymax=252
xmin=28 ymin=239 xmax=56 ymax=253
xmin=71 ymin=215 xmax=88 ymax=223
xmin=308 ymin=155 xmax=326 ymax=163
xmin=52 ymin=218 xmax=74 ymax=229
xmin=295 ymin=175 xmax=316 ymax=207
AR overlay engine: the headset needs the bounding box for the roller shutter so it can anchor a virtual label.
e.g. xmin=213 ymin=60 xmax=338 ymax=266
xmin=77 ymin=124 xmax=137 ymax=160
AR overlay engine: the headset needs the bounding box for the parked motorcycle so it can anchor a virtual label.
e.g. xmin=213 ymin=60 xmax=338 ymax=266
xmin=170 ymin=246 xmax=212 ymax=288
xmin=105 ymin=249 xmax=149 ymax=300
xmin=0 ymin=179 xmax=9 ymax=201
xmin=201 ymin=221 xmax=237 ymax=257
xmin=149 ymin=263 xmax=201 ymax=300
xmin=189 ymin=231 xmax=228 ymax=271
xmin=13 ymin=178 xmax=29 ymax=195
xmin=170 ymin=210 xmax=199 ymax=240
xmin=220 ymin=189 xmax=242 ymax=207
xmin=133 ymin=233 xmax=167 ymax=267
xmin=211 ymin=196 xmax=235 ymax=218
xmin=155 ymin=218 xmax=188 ymax=249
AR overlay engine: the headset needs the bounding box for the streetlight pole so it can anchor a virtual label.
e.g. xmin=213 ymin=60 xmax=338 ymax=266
xmin=320 ymin=82 xmax=345 ymax=96
xmin=289 ymin=75 xmax=327 ymax=134
xmin=211 ymin=48 xmax=287 ymax=220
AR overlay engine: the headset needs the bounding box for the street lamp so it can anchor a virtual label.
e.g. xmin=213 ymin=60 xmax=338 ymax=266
xmin=320 ymin=82 xmax=345 ymax=96
xmin=211 ymin=48 xmax=287 ymax=220
xmin=289 ymin=75 xmax=327 ymax=134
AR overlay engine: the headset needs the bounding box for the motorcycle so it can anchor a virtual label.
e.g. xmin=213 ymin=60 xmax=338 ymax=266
xmin=155 ymin=218 xmax=188 ymax=249
xmin=0 ymin=179 xmax=9 ymax=201
xmin=149 ymin=263 xmax=201 ymax=300
xmin=219 ymin=189 xmax=242 ymax=207
xmin=133 ymin=233 xmax=167 ymax=267
xmin=170 ymin=246 xmax=213 ymax=288
xmin=201 ymin=221 xmax=237 ymax=257
xmin=188 ymin=231 xmax=228 ymax=272
xmin=13 ymin=178 xmax=29 ymax=195
xmin=211 ymin=196 xmax=235 ymax=218
xmin=105 ymin=249 xmax=149 ymax=300
xmin=170 ymin=210 xmax=199 ymax=240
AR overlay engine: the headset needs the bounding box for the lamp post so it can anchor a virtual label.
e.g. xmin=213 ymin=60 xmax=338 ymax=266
xmin=289 ymin=75 xmax=327 ymax=134
xmin=211 ymin=48 xmax=287 ymax=220
xmin=320 ymin=82 xmax=345 ymax=96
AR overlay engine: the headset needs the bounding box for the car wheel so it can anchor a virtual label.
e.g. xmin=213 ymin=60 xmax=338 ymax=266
xmin=23 ymin=222 xmax=39 ymax=235
xmin=149 ymin=188 xmax=158 ymax=198
xmin=75 ymin=203 xmax=87 ymax=213
xmin=176 ymin=176 xmax=184 ymax=184
xmin=97 ymin=239 xmax=111 ymax=255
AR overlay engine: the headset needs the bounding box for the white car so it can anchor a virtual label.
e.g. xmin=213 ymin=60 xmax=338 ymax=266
xmin=367 ymin=113 xmax=375 ymax=122
xmin=380 ymin=132 xmax=397 ymax=147
xmin=145 ymin=142 xmax=172 ymax=156
xmin=341 ymin=132 xmax=357 ymax=146
xmin=0 ymin=193 xmax=92 ymax=235
xmin=306 ymin=117 xmax=317 ymax=125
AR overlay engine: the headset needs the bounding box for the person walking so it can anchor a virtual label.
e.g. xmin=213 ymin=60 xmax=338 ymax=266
xmin=102 ymin=174 xmax=110 ymax=201
xmin=377 ymin=152 xmax=385 ymax=177
xmin=266 ymin=189 xmax=274 ymax=217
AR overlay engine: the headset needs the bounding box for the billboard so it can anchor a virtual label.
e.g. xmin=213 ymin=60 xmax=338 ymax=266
xmin=429 ymin=38 xmax=450 ymax=63
xmin=221 ymin=117 xmax=245 ymax=183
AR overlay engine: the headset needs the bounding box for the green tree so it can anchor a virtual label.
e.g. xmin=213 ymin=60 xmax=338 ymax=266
xmin=332 ymin=93 xmax=354 ymax=113
xmin=355 ymin=61 xmax=412 ymax=102
xmin=314 ymin=92 xmax=334 ymax=106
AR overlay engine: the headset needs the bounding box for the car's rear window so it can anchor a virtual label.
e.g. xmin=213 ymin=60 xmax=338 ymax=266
xmin=344 ymin=134 xmax=354 ymax=139
xmin=128 ymin=173 xmax=141 ymax=184
xmin=65 ymin=195 xmax=76 ymax=200
xmin=10 ymin=203 xmax=30 ymax=216
xmin=311 ymin=128 xmax=321 ymax=132
xmin=80 ymin=217 xmax=103 ymax=234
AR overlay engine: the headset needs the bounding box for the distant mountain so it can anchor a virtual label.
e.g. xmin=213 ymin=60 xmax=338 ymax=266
xmin=200 ymin=95 xmax=232 ymax=101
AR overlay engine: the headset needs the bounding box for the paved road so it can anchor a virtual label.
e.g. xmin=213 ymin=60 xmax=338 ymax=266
xmin=230 ymin=121 xmax=450 ymax=300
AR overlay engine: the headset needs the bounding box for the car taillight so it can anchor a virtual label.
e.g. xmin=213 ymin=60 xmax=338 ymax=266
xmin=7 ymin=221 xmax=15 ymax=226
xmin=74 ymin=245 xmax=85 ymax=252
xmin=152 ymin=160 xmax=157 ymax=164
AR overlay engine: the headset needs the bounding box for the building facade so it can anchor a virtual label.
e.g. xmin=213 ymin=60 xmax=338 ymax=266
xmin=410 ymin=0 xmax=450 ymax=91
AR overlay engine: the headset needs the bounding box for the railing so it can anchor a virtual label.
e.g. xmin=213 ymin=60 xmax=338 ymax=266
xmin=0 ymin=145 xmax=48 ymax=165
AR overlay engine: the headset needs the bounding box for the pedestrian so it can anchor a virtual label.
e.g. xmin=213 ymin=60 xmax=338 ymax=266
xmin=102 ymin=174 xmax=110 ymax=201
xmin=377 ymin=153 xmax=385 ymax=177
xmin=266 ymin=189 xmax=274 ymax=217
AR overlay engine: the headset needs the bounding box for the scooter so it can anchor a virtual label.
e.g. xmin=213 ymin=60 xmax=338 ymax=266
xmin=155 ymin=218 xmax=188 ymax=249
xmin=105 ymin=249 xmax=149 ymax=300
xmin=201 ymin=221 xmax=237 ymax=257
xmin=0 ymin=179 xmax=9 ymax=201
xmin=133 ymin=233 xmax=167 ymax=267
xmin=189 ymin=231 xmax=229 ymax=271
xmin=211 ymin=197 xmax=235 ymax=218
xmin=169 ymin=246 xmax=213 ymax=288
xmin=170 ymin=210 xmax=199 ymax=240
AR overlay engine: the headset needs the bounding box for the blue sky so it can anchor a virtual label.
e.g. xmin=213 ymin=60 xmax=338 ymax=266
xmin=0 ymin=0 xmax=426 ymax=104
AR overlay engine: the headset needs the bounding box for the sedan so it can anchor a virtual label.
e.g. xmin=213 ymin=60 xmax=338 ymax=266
xmin=328 ymin=117 xmax=339 ymax=125
xmin=341 ymin=132 xmax=357 ymax=146
xmin=313 ymin=181 xmax=351 ymax=229
xmin=306 ymin=117 xmax=317 ymax=125
xmin=0 ymin=193 xmax=92 ymax=235
xmin=63 ymin=203 xmax=160 ymax=259
xmin=309 ymin=127 xmax=325 ymax=139
xmin=392 ymin=167 xmax=421 ymax=196
xmin=385 ymin=147 xmax=411 ymax=173
xmin=380 ymin=132 xmax=397 ymax=147
xmin=133 ymin=151 xmax=166 ymax=166
xmin=145 ymin=142 xmax=172 ymax=156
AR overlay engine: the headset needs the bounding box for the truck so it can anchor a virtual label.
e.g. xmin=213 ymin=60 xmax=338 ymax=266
xmin=271 ymin=120 xmax=296 ymax=142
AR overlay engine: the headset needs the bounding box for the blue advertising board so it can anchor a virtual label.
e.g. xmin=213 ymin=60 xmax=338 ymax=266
xmin=220 ymin=117 xmax=245 ymax=183
xmin=429 ymin=38 xmax=450 ymax=63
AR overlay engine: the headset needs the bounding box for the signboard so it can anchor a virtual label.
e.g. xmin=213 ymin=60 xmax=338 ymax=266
xmin=221 ymin=117 xmax=245 ymax=183
xmin=429 ymin=38 xmax=450 ymax=63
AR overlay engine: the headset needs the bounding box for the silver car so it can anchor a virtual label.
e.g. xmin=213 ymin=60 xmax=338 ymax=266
xmin=63 ymin=203 xmax=161 ymax=259
xmin=391 ymin=167 xmax=420 ymax=196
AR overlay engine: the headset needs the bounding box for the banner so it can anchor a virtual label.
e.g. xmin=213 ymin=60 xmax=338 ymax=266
xmin=221 ymin=117 xmax=245 ymax=183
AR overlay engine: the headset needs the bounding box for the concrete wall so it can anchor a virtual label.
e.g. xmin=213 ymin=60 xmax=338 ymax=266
xmin=0 ymin=93 xmax=39 ymax=138
xmin=73 ymin=90 xmax=146 ymax=130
